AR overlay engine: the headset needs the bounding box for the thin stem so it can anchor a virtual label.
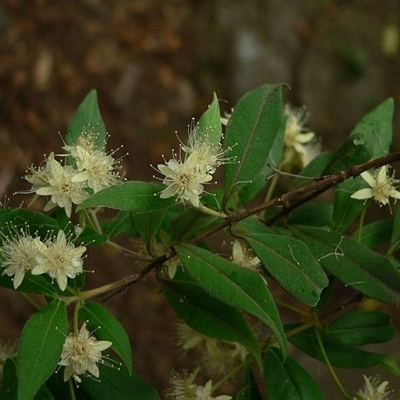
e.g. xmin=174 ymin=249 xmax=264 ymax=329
xmin=106 ymin=240 xmax=153 ymax=260
xmin=20 ymin=293 xmax=42 ymax=310
xmin=314 ymin=325 xmax=351 ymax=399
xmin=275 ymin=298 xmax=311 ymax=318
xmin=198 ymin=203 xmax=227 ymax=218
xmin=265 ymin=174 xmax=279 ymax=202
xmin=212 ymin=361 xmax=244 ymax=391
xmin=73 ymin=301 xmax=81 ymax=331
xmin=356 ymin=203 xmax=369 ymax=243
xmin=89 ymin=208 xmax=103 ymax=234
xmin=68 ymin=378 xmax=76 ymax=400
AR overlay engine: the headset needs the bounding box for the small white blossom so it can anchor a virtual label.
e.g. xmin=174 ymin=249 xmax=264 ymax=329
xmin=63 ymin=134 xmax=123 ymax=193
xmin=157 ymin=155 xmax=213 ymax=207
xmin=351 ymin=166 xmax=400 ymax=207
xmin=232 ymin=240 xmax=259 ymax=270
xmin=165 ymin=369 xmax=232 ymax=400
xmin=282 ymin=105 xmax=318 ymax=168
xmin=32 ymin=230 xmax=86 ymax=291
xmin=24 ymin=153 xmax=88 ymax=217
xmin=0 ymin=230 xmax=45 ymax=289
xmin=58 ymin=322 xmax=112 ymax=383
xmin=353 ymin=375 xmax=392 ymax=400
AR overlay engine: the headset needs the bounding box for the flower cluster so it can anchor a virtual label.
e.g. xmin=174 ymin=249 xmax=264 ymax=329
xmin=23 ymin=131 xmax=123 ymax=217
xmin=156 ymin=122 xmax=231 ymax=207
xmin=351 ymin=166 xmax=400 ymax=209
xmin=165 ymin=369 xmax=232 ymax=400
xmin=0 ymin=228 xmax=86 ymax=290
xmin=58 ymin=322 xmax=112 ymax=383
xmin=353 ymin=375 xmax=392 ymax=400
xmin=281 ymin=105 xmax=320 ymax=169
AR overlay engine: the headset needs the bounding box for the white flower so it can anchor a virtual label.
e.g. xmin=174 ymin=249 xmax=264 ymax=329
xmin=63 ymin=134 xmax=123 ymax=193
xmin=0 ymin=230 xmax=45 ymax=289
xmin=58 ymin=322 xmax=112 ymax=383
xmin=157 ymin=155 xmax=213 ymax=207
xmin=24 ymin=153 xmax=88 ymax=217
xmin=282 ymin=105 xmax=317 ymax=168
xmin=32 ymin=230 xmax=86 ymax=291
xmin=353 ymin=375 xmax=392 ymax=400
xmin=165 ymin=370 xmax=232 ymax=400
xmin=232 ymin=240 xmax=259 ymax=270
xmin=351 ymin=166 xmax=400 ymax=207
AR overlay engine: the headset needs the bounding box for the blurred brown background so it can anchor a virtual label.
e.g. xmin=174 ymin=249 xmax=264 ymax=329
xmin=1 ymin=0 xmax=400 ymax=398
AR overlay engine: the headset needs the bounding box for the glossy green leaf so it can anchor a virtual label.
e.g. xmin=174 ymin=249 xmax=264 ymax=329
xmin=331 ymin=98 xmax=393 ymax=232
xmin=351 ymin=217 xmax=393 ymax=248
xmin=80 ymin=302 xmax=132 ymax=375
xmin=223 ymin=84 xmax=284 ymax=202
xmin=195 ymin=92 xmax=222 ymax=145
xmin=78 ymin=181 xmax=175 ymax=212
xmin=65 ymin=89 xmax=106 ymax=149
xmin=175 ymin=243 xmax=287 ymax=357
xmin=17 ymin=300 xmax=68 ymax=400
xmin=236 ymin=219 xmax=328 ymax=306
xmin=160 ymin=273 xmax=261 ymax=365
xmin=290 ymin=226 xmax=400 ymax=303
xmin=265 ymin=347 xmax=324 ymax=400
xmin=82 ymin=365 xmax=160 ymax=400
xmin=327 ymin=310 xmax=395 ymax=346
xmin=288 ymin=325 xmax=386 ymax=368
xmin=235 ymin=364 xmax=263 ymax=400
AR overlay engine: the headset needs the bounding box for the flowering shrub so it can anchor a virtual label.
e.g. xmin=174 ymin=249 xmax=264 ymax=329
xmin=0 ymin=85 xmax=399 ymax=399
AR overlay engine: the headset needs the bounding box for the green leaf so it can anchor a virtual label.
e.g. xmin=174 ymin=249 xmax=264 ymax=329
xmin=351 ymin=217 xmax=393 ymax=248
xmin=390 ymin=205 xmax=400 ymax=253
xmin=82 ymin=365 xmax=160 ymax=400
xmin=101 ymin=211 xmax=136 ymax=239
xmin=290 ymin=226 xmax=400 ymax=303
xmin=235 ymin=364 xmax=263 ymax=400
xmin=194 ymin=92 xmax=222 ymax=145
xmin=79 ymin=302 xmax=133 ymax=375
xmin=160 ymin=272 xmax=261 ymax=365
xmin=17 ymin=300 xmax=68 ymax=400
xmin=288 ymin=325 xmax=387 ymax=368
xmin=331 ymin=98 xmax=393 ymax=232
xmin=288 ymin=203 xmax=333 ymax=228
xmin=65 ymin=89 xmax=106 ymax=149
xmin=170 ymin=208 xmax=219 ymax=242
xmin=78 ymin=226 xmax=108 ymax=246
xmin=1 ymin=358 xmax=18 ymax=400
xmin=235 ymin=219 xmax=328 ymax=306
xmin=78 ymin=181 xmax=175 ymax=212
xmin=131 ymin=209 xmax=166 ymax=246
xmin=223 ymin=84 xmax=284 ymax=203
xmin=380 ymin=355 xmax=400 ymax=377
xmin=326 ymin=310 xmax=395 ymax=346
xmin=265 ymin=347 xmax=325 ymax=400
xmin=323 ymin=133 xmax=373 ymax=175
xmin=175 ymin=243 xmax=287 ymax=357
xmin=0 ymin=273 xmax=57 ymax=297
xmin=0 ymin=209 xmax=59 ymax=240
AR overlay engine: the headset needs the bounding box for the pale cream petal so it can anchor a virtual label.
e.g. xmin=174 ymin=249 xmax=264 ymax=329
xmin=351 ymin=188 xmax=373 ymax=200
xmin=360 ymin=171 xmax=375 ymax=187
